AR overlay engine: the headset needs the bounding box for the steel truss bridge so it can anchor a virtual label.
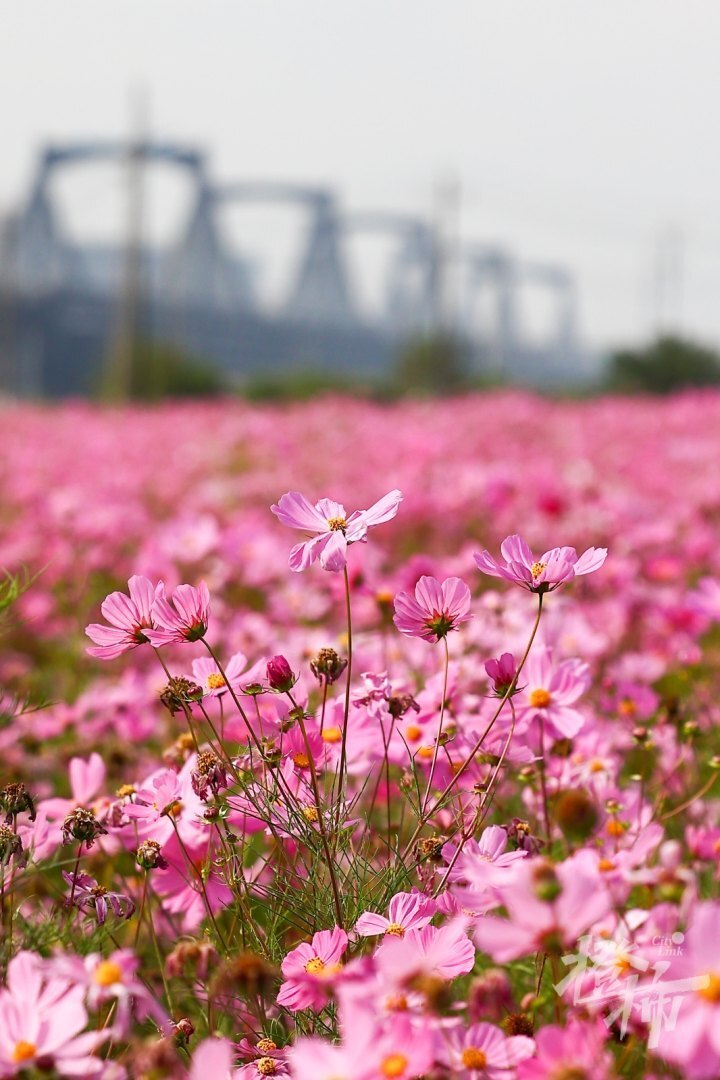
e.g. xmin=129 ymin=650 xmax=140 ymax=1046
xmin=0 ymin=140 xmax=581 ymax=396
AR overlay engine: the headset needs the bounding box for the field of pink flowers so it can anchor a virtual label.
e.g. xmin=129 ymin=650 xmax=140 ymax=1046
xmin=1 ymin=390 xmax=720 ymax=1079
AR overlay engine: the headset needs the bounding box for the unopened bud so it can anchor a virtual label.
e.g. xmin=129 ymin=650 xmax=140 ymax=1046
xmin=266 ymin=655 xmax=297 ymax=693
xmin=532 ymin=861 xmax=562 ymax=902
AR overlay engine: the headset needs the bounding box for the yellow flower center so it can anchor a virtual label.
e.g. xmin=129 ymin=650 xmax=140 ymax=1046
xmin=256 ymin=1040 xmax=277 ymax=1053
xmin=292 ymin=752 xmax=311 ymax=769
xmin=385 ymin=923 xmax=405 ymax=937
xmin=589 ymin=759 xmax=605 ymax=773
xmin=381 ymin=1054 xmax=409 ymax=1078
xmin=304 ymin=956 xmax=325 ymax=974
xmin=327 ymin=517 xmax=348 ymax=532
xmin=529 ymin=688 xmax=552 ymax=708
xmin=698 ymin=972 xmax=720 ymax=1003
xmin=257 ymin=1059 xmax=277 ymax=1077
xmin=615 ymin=954 xmax=633 ymax=976
xmin=417 ymin=746 xmax=435 ymax=760
xmin=606 ymin=818 xmax=628 ymax=838
xmin=303 ymin=806 xmax=319 ymax=823
xmin=12 ymin=1043 xmax=36 ymax=1064
xmin=405 ymin=724 xmax=422 ymax=742
xmin=322 ymin=727 xmax=343 ymax=743
xmin=94 ymin=959 xmax=123 ymax=986
xmin=598 ymin=858 xmax=616 ymax=872
xmin=531 ymin=561 xmax=546 ymax=578
xmin=207 ymin=673 xmax=226 ymax=690
xmin=462 ymin=1047 xmax=488 ymax=1068
xmin=618 ymin=698 xmax=637 ymax=717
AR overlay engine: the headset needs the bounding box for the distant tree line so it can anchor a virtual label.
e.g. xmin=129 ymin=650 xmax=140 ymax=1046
xmin=111 ymin=332 xmax=720 ymax=400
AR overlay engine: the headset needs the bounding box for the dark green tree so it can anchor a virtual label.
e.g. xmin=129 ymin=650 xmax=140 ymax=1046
xmin=608 ymin=335 xmax=720 ymax=394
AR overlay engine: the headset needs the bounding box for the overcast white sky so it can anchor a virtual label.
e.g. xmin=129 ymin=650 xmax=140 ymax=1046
xmin=3 ymin=1 xmax=720 ymax=350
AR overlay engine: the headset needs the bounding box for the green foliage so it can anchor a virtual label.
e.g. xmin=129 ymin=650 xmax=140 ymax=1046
xmin=242 ymin=366 xmax=377 ymax=401
xmin=125 ymin=340 xmax=228 ymax=401
xmin=608 ymin=334 xmax=720 ymax=394
xmin=393 ymin=331 xmax=470 ymax=395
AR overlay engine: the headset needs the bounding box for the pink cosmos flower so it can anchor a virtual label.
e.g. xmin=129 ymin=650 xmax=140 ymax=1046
xmin=146 ymin=582 xmax=210 ymax=645
xmin=355 ymin=890 xmax=436 ymax=938
xmin=271 ymin=489 xmax=403 ymax=572
xmin=515 ymin=646 xmax=590 ymax=740
xmin=62 ymin=870 xmax=135 ymax=925
xmin=85 ymin=575 xmax=164 ymax=659
xmin=376 ymin=918 xmax=476 ymax=983
xmin=51 ymin=950 xmax=169 ymax=1039
xmin=291 ymin=1012 xmax=433 ymax=1080
xmin=473 ymin=852 xmax=611 ymax=962
xmin=440 ymin=1021 xmax=535 ymax=1079
xmin=442 ymin=825 xmax=528 ymax=902
xmin=652 ymin=901 xmax=720 ymax=1078
xmin=0 ymin=951 xmax=105 ymax=1076
xmin=190 ymin=1037 xmax=240 ymax=1079
xmin=191 ymin=652 xmax=267 ymax=698
xmin=393 ymin=575 xmax=472 ymax=642
xmin=517 ymin=1019 xmax=613 ymax=1080
xmin=276 ymin=927 xmax=349 ymax=1011
xmin=474 ymin=534 xmax=607 ymax=594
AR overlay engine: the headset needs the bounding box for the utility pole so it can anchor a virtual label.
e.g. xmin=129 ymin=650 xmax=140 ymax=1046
xmin=431 ymin=174 xmax=461 ymax=336
xmin=102 ymin=89 xmax=147 ymax=401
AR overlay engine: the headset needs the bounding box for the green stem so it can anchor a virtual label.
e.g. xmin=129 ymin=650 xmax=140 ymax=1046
xmin=420 ymin=636 xmax=450 ymax=815
xmin=402 ymin=591 xmax=544 ymax=861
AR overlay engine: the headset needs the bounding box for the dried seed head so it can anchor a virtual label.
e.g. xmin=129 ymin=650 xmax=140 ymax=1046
xmin=310 ymin=647 xmax=348 ymax=685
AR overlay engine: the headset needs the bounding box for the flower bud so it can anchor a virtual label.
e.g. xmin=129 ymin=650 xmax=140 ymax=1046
xmin=267 ymin=655 xmax=297 ymax=693
xmin=484 ymin=653 xmax=518 ymax=697
xmin=532 ymin=861 xmax=562 ymax=902
xmin=468 ymin=969 xmax=514 ymax=1022
xmin=554 ymin=789 xmax=599 ymax=842
xmin=173 ymin=1018 xmax=195 ymax=1047
xmin=503 ymin=1013 xmax=534 ymax=1037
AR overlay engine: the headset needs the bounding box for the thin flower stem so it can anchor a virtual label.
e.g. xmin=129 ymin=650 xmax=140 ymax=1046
xmin=68 ymin=844 xmax=83 ymax=906
xmin=420 ymin=636 xmax=450 ymax=816
xmin=169 ymin=817 xmax=227 ymax=951
xmin=433 ymin=706 xmax=517 ymax=897
xmin=402 ymin=592 xmax=544 ymax=862
xmin=331 ymin=566 xmax=354 ymax=843
xmin=203 ymin=640 xmax=264 ymax=756
xmin=538 ymin=716 xmax=552 ymax=844
xmin=134 ymin=871 xmax=149 ymax=948
xmin=288 ymin=692 xmax=344 ymax=928
xmin=337 ymin=566 xmax=354 ymax=794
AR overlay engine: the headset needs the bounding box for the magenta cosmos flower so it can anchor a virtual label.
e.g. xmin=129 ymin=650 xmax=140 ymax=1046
xmin=146 ymin=582 xmax=210 ymax=646
xmin=85 ymin=575 xmax=164 ymax=659
xmin=393 ymin=575 xmax=472 ymax=642
xmin=271 ymin=489 xmax=402 ymax=572
xmin=474 ymin=534 xmax=607 ymax=594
